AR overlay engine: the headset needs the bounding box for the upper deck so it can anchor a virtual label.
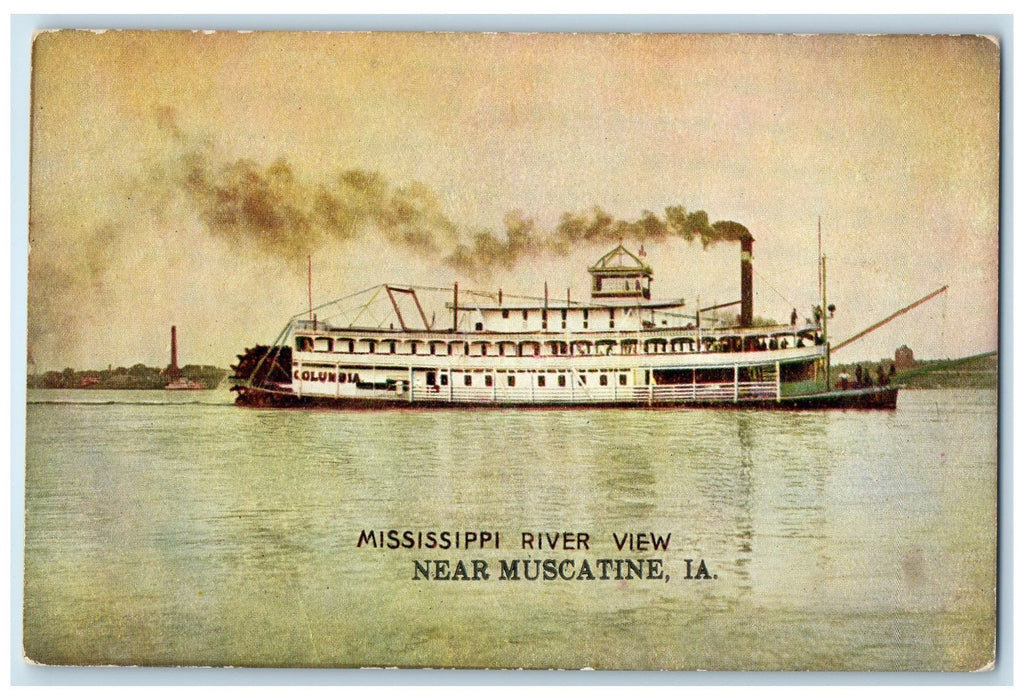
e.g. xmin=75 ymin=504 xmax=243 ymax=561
xmin=289 ymin=241 xmax=814 ymax=365
xmin=291 ymin=318 xmax=826 ymax=370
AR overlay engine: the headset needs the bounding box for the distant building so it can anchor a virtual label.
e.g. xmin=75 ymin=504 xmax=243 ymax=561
xmin=894 ymin=345 xmax=915 ymax=370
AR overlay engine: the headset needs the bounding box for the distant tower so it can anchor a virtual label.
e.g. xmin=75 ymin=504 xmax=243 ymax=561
xmin=894 ymin=345 xmax=915 ymax=370
xmin=168 ymin=326 xmax=181 ymax=380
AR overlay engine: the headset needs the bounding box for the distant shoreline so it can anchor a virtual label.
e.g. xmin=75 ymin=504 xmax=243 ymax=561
xmin=28 ymin=364 xmax=229 ymax=391
xmin=831 ymin=353 xmax=997 ymax=391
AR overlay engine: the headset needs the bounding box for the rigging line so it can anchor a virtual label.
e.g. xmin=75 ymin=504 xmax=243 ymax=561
xmin=941 ymin=288 xmax=947 ymax=356
xmin=347 ymin=286 xmax=386 ymax=328
xmin=753 ymin=268 xmax=799 ymax=311
xmin=247 ymin=320 xmax=293 ymax=389
xmin=291 ymin=284 xmax=387 ymax=319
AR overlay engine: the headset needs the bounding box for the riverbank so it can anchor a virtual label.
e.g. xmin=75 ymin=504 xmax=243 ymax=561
xmin=28 ymin=364 xmax=228 ymax=390
xmin=831 ymin=352 xmax=997 ymax=391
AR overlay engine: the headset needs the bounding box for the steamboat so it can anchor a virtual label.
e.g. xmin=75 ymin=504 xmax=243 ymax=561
xmin=231 ymin=234 xmax=903 ymax=410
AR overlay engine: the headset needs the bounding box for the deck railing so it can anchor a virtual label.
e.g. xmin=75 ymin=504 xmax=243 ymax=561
xmin=413 ymin=380 xmax=777 ymax=404
xmin=292 ymin=321 xmax=821 ymax=357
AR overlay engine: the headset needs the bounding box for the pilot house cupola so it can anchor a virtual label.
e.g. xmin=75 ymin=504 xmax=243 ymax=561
xmin=588 ymin=244 xmax=653 ymax=300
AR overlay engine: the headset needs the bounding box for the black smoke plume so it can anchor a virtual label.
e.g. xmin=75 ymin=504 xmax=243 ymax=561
xmin=165 ymin=111 xmax=750 ymax=275
xmin=181 ymin=153 xmax=461 ymax=262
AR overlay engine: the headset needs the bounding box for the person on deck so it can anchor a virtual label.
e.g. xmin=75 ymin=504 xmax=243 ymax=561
xmin=838 ymin=371 xmax=851 ymax=390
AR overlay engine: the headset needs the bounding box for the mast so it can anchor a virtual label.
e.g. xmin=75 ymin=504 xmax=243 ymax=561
xmin=822 ymin=254 xmax=829 ymax=390
xmin=821 ymin=255 xmax=828 ymax=345
xmin=817 ymin=218 xmax=829 ymax=389
xmin=817 ymin=216 xmax=823 ymax=303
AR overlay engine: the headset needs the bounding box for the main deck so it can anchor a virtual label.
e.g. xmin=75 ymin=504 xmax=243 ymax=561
xmin=240 ymin=322 xmax=831 ymax=407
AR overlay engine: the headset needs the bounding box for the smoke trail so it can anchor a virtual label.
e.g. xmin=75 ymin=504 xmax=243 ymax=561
xmin=180 ymin=152 xmax=462 ymax=261
xmin=162 ymin=108 xmax=750 ymax=275
xmin=444 ymin=207 xmax=750 ymax=273
xmin=27 ymin=222 xmax=122 ymax=368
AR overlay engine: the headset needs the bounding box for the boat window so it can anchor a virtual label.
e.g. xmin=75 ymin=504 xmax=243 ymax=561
xmin=578 ymin=375 xmax=587 ymax=385
xmin=485 ymin=375 xmax=493 ymax=387
xmin=368 ymin=341 xmax=376 ymax=353
xmin=537 ymin=375 xmax=546 ymax=387
xmin=475 ymin=322 xmax=483 ymax=331
xmin=314 ymin=337 xmax=333 ymax=352
xmin=561 ymin=309 xmax=567 ymax=320
xmin=296 ymin=336 xmax=313 ymax=351
xmin=600 ymin=375 xmax=609 ymax=386
xmin=508 ymin=375 xmax=516 ymax=387
xmin=619 ymin=374 xmax=627 ymax=385
xmin=502 ymin=309 xmax=509 ymax=319
xmin=440 ymin=374 xmax=448 ymax=386
xmin=522 ymin=310 xmax=528 ymax=320
xmin=464 ymin=374 xmax=472 ymax=386
xmin=410 ymin=342 xmax=418 ymax=355
xmin=558 ymin=375 xmax=566 ymax=387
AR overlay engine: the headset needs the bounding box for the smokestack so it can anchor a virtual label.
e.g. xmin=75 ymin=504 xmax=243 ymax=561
xmin=740 ymin=238 xmax=753 ymax=327
xmin=453 ymin=282 xmax=459 ymax=332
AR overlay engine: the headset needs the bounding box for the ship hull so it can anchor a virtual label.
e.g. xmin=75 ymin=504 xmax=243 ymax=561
xmin=233 ymin=384 xmax=898 ymax=411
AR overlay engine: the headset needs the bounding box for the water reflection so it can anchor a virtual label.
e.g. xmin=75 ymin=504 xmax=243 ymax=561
xmin=24 ymin=391 xmax=997 ymax=669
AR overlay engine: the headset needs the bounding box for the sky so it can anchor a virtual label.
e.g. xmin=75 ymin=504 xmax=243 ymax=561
xmin=26 ymin=31 xmax=1000 ymax=371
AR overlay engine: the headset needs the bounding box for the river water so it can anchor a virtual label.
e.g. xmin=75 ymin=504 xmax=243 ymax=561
xmin=23 ymin=388 xmax=997 ymax=670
